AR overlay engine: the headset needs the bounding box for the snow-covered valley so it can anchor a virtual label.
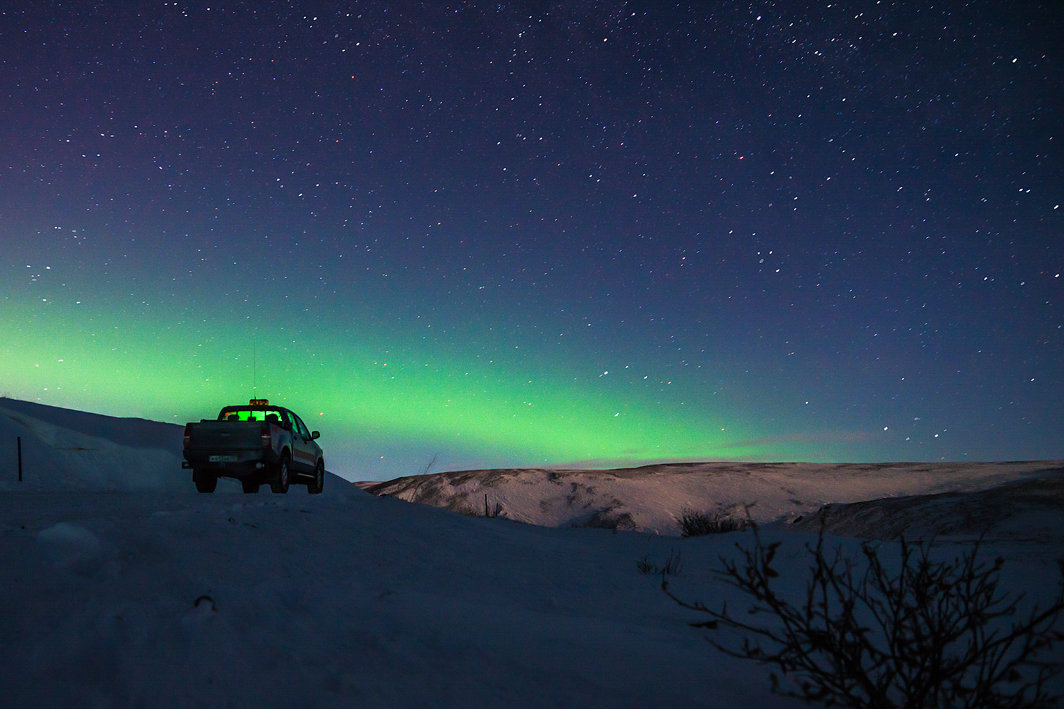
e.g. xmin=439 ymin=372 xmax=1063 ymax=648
xmin=361 ymin=460 xmax=1064 ymax=540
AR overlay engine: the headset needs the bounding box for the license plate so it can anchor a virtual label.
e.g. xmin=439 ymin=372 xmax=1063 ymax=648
xmin=209 ymin=455 xmax=238 ymax=463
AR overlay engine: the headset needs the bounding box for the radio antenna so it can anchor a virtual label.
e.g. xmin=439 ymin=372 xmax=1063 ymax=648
xmin=252 ymin=341 xmax=257 ymax=397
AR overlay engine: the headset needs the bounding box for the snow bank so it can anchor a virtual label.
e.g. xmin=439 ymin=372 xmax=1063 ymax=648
xmin=0 ymin=485 xmax=801 ymax=708
xmin=0 ymin=398 xmax=190 ymax=491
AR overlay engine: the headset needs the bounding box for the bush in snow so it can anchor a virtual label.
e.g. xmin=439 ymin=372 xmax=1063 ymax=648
xmin=663 ymin=527 xmax=1064 ymax=708
xmin=677 ymin=508 xmax=751 ymax=537
xmin=637 ymin=549 xmax=683 ymax=577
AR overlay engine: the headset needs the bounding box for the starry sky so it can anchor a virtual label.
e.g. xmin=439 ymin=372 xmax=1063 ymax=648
xmin=2 ymin=2 xmax=1061 ymax=481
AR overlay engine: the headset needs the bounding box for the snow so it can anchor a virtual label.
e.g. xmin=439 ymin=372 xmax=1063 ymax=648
xmin=2 ymin=491 xmax=788 ymax=707
xmin=0 ymin=397 xmax=194 ymax=492
xmin=1 ymin=398 xmax=1062 ymax=706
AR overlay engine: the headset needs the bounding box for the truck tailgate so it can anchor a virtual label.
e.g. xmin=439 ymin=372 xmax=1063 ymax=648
xmin=188 ymin=421 xmax=263 ymax=452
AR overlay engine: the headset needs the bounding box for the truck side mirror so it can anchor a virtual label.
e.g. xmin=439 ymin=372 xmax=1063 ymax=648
xmin=311 ymin=431 xmax=320 ymax=440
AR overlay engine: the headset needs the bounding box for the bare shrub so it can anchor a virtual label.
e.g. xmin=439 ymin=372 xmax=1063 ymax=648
xmin=637 ymin=549 xmax=683 ymax=577
xmin=678 ymin=508 xmax=751 ymax=537
xmin=663 ymin=527 xmax=1064 ymax=707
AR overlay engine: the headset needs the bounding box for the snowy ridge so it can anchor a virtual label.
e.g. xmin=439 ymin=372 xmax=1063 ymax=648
xmin=362 ymin=460 xmax=1064 ymax=536
xmin=0 ymin=397 xmax=191 ymax=492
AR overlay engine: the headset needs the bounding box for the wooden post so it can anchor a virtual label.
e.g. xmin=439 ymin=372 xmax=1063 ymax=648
xmin=17 ymin=436 xmax=22 ymax=482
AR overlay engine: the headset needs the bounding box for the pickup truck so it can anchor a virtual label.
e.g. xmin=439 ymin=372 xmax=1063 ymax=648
xmin=182 ymin=399 xmax=325 ymax=494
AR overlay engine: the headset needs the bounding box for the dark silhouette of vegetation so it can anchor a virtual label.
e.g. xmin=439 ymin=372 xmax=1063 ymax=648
xmin=483 ymin=493 xmax=502 ymax=518
xmin=663 ymin=526 xmax=1064 ymax=708
xmin=637 ymin=549 xmax=683 ymax=577
xmin=678 ymin=508 xmax=751 ymax=537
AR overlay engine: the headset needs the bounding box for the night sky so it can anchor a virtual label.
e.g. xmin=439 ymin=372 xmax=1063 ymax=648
xmin=2 ymin=2 xmax=1061 ymax=481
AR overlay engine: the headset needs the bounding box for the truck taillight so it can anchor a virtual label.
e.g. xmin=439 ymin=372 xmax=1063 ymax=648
xmin=183 ymin=424 xmax=191 ymax=449
xmin=261 ymin=423 xmax=271 ymax=448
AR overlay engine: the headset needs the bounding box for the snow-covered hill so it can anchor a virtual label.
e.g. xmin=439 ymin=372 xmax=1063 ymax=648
xmin=790 ymin=472 xmax=1064 ymax=544
xmin=361 ymin=460 xmax=1064 ymax=536
xmin=1 ymin=399 xmax=1061 ymax=706
xmin=0 ymin=397 xmax=192 ymax=492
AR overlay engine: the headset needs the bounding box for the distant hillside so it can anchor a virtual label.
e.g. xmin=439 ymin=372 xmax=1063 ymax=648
xmin=362 ymin=461 xmax=1064 ymax=537
xmin=790 ymin=471 xmax=1064 ymax=543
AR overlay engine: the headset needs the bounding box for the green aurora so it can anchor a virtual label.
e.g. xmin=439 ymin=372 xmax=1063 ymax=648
xmin=2 ymin=293 xmax=783 ymax=476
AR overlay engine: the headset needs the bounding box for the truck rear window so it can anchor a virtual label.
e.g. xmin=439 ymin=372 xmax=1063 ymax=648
xmin=219 ymin=408 xmax=286 ymax=424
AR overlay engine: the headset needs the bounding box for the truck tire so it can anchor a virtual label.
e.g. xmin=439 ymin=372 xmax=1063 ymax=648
xmin=271 ymin=455 xmax=290 ymax=494
xmin=242 ymin=480 xmax=260 ymax=494
xmin=308 ymin=461 xmax=324 ymax=494
xmin=194 ymin=473 xmax=217 ymax=493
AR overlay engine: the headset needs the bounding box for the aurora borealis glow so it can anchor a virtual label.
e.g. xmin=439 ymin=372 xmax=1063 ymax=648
xmin=2 ymin=3 xmax=1061 ymax=480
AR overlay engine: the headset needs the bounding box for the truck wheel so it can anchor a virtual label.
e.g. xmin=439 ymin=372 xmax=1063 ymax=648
xmin=194 ymin=474 xmax=217 ymax=493
xmin=242 ymin=480 xmax=260 ymax=494
xmin=271 ymin=456 xmax=290 ymax=494
xmin=308 ymin=462 xmax=324 ymax=494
